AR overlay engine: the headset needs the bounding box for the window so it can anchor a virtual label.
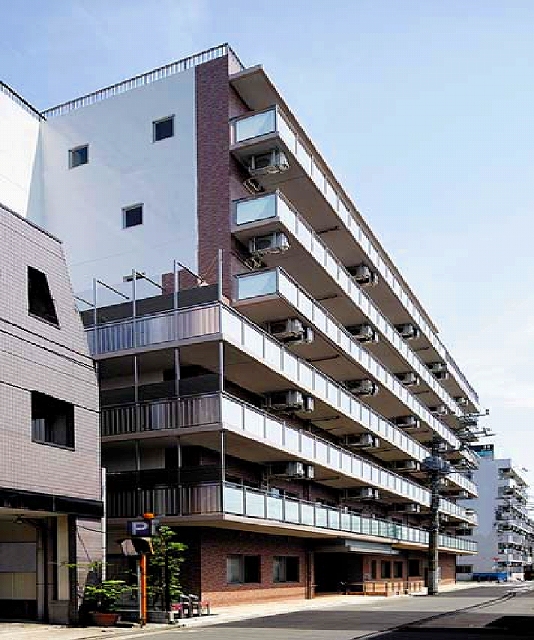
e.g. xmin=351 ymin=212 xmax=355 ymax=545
xmin=31 ymin=391 xmax=74 ymax=449
xmin=456 ymin=565 xmax=473 ymax=574
xmin=408 ymin=559 xmax=422 ymax=577
xmin=123 ymin=204 xmax=143 ymax=229
xmin=381 ymin=561 xmax=391 ymax=579
xmin=226 ymin=555 xmax=261 ymax=584
xmin=393 ymin=561 xmax=404 ymax=579
xmin=273 ymin=556 xmax=299 ymax=583
xmin=69 ymin=145 xmax=88 ymax=168
xmin=28 ymin=266 xmax=59 ymax=326
xmin=153 ymin=116 xmax=174 ymax=142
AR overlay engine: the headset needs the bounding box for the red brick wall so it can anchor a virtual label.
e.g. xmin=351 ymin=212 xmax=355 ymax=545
xmin=199 ymin=528 xmax=309 ymax=606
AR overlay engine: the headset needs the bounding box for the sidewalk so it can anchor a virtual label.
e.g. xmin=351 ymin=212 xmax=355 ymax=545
xmin=0 ymin=582 xmax=501 ymax=640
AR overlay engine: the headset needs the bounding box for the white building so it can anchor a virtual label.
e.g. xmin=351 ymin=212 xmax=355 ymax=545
xmin=457 ymin=445 xmax=534 ymax=581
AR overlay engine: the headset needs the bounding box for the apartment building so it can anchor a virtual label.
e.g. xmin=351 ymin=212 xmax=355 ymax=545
xmin=457 ymin=445 xmax=533 ymax=581
xmin=0 ymin=202 xmax=102 ymax=622
xmin=2 ymin=44 xmax=481 ymax=605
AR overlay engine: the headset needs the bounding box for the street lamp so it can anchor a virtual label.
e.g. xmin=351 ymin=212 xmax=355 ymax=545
xmin=422 ymin=448 xmax=451 ymax=596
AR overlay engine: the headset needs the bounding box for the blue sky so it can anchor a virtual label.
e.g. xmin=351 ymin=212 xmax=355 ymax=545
xmin=3 ymin=0 xmax=534 ymax=482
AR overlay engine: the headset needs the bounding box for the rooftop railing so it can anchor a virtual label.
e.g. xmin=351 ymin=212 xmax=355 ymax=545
xmin=0 ymin=81 xmax=43 ymax=120
xmin=43 ymin=44 xmax=243 ymax=118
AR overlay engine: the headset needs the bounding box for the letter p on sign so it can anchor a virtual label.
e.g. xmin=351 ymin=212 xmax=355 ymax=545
xmin=128 ymin=520 xmax=151 ymax=537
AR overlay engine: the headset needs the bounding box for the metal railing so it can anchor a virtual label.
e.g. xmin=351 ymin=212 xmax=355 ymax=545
xmin=0 ymin=81 xmax=43 ymax=120
xmin=86 ymin=303 xmax=220 ymax=354
xmin=43 ymin=44 xmax=243 ymax=118
xmin=107 ymin=481 xmax=477 ymax=553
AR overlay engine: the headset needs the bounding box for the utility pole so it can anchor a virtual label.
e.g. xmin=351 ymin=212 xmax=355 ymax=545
xmin=422 ymin=442 xmax=451 ymax=596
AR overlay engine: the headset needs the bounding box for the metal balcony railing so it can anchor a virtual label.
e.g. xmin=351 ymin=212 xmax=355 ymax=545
xmin=106 ymin=481 xmax=477 ymax=554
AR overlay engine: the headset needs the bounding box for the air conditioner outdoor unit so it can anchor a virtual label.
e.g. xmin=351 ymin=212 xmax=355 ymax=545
xmin=345 ymin=434 xmax=380 ymax=449
xmin=396 ymin=372 xmax=420 ymax=387
xmin=346 ymin=323 xmax=378 ymax=343
xmin=266 ymin=318 xmax=314 ymax=345
xmin=346 ymin=487 xmax=380 ymax=501
xmin=271 ymin=461 xmax=306 ymax=478
xmin=246 ymin=149 xmax=289 ymax=176
xmin=434 ymin=441 xmax=449 ymax=454
xmin=264 ymin=390 xmax=314 ymax=413
xmin=393 ymin=503 xmax=421 ymax=514
xmin=456 ymin=491 xmax=469 ymax=499
xmin=392 ymin=460 xmax=421 ymax=472
xmin=454 ymin=396 xmax=468 ymax=407
xmin=434 ymin=370 xmax=450 ymax=381
xmin=346 ymin=379 xmax=379 ymax=397
xmin=429 ymin=405 xmax=448 ymax=417
xmin=305 ymin=464 xmax=315 ymax=480
xmin=347 ymin=264 xmax=379 ymax=287
xmin=248 ymin=232 xmax=289 ymax=257
xmin=394 ymin=415 xmax=421 ymax=429
xmin=394 ymin=323 xmax=421 ymax=340
xmin=428 ymin=361 xmax=447 ymax=374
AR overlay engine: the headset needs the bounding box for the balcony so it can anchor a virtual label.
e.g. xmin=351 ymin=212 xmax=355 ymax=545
xmin=86 ymin=303 xmax=221 ymax=356
xmin=107 ymin=480 xmax=476 ymax=555
xmin=230 ymin=101 xmax=479 ymax=412
xmin=232 ymin=194 xmax=477 ymax=461
xmin=101 ymin=393 xmax=476 ymax=523
xmin=234 ymin=266 xmax=478 ymax=475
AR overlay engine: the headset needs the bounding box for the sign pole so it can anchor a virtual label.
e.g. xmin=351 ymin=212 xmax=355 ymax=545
xmin=140 ymin=553 xmax=147 ymax=627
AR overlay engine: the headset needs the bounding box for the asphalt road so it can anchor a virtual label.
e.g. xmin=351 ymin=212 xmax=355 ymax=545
xmin=128 ymin=585 xmax=534 ymax=640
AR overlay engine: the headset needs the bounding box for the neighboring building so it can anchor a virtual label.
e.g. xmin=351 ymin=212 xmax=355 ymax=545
xmin=457 ymin=445 xmax=534 ymax=581
xmin=2 ymin=44 xmax=482 ymax=606
xmin=0 ymin=203 xmax=103 ymax=622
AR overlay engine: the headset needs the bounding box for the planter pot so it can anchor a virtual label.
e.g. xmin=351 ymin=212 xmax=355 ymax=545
xmin=91 ymin=612 xmax=120 ymax=627
xmin=148 ymin=610 xmax=169 ymax=623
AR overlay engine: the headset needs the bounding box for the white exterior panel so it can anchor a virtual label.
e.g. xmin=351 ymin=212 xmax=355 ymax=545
xmin=38 ymin=67 xmax=198 ymax=293
xmin=0 ymin=92 xmax=41 ymax=215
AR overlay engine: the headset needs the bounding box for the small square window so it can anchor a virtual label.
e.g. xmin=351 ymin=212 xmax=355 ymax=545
xmin=69 ymin=145 xmax=88 ymax=168
xmin=153 ymin=116 xmax=174 ymax=142
xmin=123 ymin=204 xmax=143 ymax=229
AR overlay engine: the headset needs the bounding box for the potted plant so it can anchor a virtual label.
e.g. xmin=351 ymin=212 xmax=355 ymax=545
xmin=83 ymin=579 xmax=129 ymax=626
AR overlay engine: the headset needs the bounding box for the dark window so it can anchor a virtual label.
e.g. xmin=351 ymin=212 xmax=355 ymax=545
xmin=456 ymin=565 xmax=473 ymax=574
xmin=408 ymin=559 xmax=422 ymax=577
xmin=393 ymin=561 xmax=404 ymax=579
xmin=153 ymin=116 xmax=174 ymax=142
xmin=371 ymin=560 xmax=377 ymax=580
xmin=69 ymin=145 xmax=88 ymax=168
xmin=381 ymin=561 xmax=391 ymax=579
xmin=28 ymin=266 xmax=59 ymax=326
xmin=273 ymin=556 xmax=299 ymax=583
xmin=226 ymin=555 xmax=261 ymax=584
xmin=31 ymin=391 xmax=74 ymax=449
xmin=123 ymin=204 xmax=143 ymax=228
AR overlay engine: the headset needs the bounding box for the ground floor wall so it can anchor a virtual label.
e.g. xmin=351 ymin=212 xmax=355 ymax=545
xmin=0 ymin=514 xmax=103 ymax=624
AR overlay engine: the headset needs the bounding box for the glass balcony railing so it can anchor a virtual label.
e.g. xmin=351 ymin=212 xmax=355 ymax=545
xmin=107 ymin=480 xmax=476 ymax=553
xmin=233 ymin=192 xmax=477 ymax=465
xmin=231 ymin=108 xmax=479 ymax=409
xmin=235 ymin=266 xmax=477 ymax=494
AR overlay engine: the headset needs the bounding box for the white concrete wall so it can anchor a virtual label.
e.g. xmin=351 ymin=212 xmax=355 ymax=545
xmin=0 ymin=92 xmax=41 ymax=215
xmin=38 ymin=68 xmax=198 ymax=294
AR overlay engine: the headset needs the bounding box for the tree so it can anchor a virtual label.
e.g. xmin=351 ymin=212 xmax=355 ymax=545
xmin=147 ymin=525 xmax=187 ymax=610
